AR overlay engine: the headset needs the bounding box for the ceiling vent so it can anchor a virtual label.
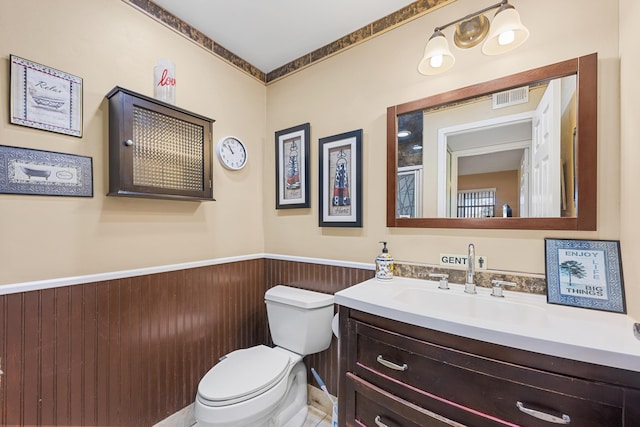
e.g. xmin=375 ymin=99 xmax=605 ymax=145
xmin=492 ymin=86 xmax=529 ymax=109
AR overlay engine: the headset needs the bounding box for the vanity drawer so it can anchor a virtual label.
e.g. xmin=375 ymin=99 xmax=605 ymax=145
xmin=352 ymin=321 xmax=624 ymax=427
xmin=345 ymin=373 xmax=467 ymax=427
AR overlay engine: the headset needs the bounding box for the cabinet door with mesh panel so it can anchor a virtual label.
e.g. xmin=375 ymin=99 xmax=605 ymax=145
xmin=107 ymin=87 xmax=214 ymax=201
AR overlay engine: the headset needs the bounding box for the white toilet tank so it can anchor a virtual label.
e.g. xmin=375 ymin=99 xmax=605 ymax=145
xmin=265 ymin=285 xmax=335 ymax=355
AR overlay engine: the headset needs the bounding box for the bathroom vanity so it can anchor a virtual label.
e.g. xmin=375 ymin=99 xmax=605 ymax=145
xmin=336 ymin=278 xmax=640 ymax=426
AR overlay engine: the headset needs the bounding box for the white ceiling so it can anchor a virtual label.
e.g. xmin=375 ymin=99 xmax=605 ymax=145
xmin=151 ymin=0 xmax=417 ymax=72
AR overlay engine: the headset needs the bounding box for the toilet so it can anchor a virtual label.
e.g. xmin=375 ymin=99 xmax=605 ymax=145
xmin=194 ymin=285 xmax=335 ymax=427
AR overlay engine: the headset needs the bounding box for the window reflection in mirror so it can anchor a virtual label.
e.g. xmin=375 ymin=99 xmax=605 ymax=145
xmin=397 ymin=112 xmax=423 ymax=217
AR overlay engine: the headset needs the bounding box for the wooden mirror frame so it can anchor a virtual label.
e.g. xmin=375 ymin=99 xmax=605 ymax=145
xmin=386 ymin=53 xmax=597 ymax=230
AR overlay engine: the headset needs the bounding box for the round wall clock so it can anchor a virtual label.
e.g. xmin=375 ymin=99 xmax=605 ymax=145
xmin=216 ymin=136 xmax=248 ymax=170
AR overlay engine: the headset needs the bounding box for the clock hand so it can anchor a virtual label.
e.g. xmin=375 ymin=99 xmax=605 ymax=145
xmin=224 ymin=142 xmax=235 ymax=155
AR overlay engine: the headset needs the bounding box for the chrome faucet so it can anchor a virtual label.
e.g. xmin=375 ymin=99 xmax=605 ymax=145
xmin=429 ymin=273 xmax=449 ymax=290
xmin=465 ymin=243 xmax=476 ymax=294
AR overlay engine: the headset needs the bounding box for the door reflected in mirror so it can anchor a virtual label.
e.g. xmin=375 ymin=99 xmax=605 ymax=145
xmin=396 ymin=75 xmax=577 ymax=219
xmin=387 ymin=53 xmax=597 ymax=230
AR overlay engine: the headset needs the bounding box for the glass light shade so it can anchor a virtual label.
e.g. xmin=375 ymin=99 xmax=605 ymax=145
xmin=481 ymin=6 xmax=529 ymax=55
xmin=418 ymin=31 xmax=455 ymax=75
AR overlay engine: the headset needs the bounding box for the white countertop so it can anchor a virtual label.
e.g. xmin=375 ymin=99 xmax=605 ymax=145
xmin=335 ymin=277 xmax=640 ymax=372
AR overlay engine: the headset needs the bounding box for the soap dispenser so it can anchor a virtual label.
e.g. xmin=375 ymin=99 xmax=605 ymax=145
xmin=375 ymin=241 xmax=394 ymax=280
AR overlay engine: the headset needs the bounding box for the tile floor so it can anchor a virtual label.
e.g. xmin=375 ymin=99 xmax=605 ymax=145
xmin=153 ymin=399 xmax=333 ymax=427
xmin=303 ymin=405 xmax=332 ymax=427
xmin=153 ymin=385 xmax=335 ymax=427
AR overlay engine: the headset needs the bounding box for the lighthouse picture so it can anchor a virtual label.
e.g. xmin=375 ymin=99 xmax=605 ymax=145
xmin=319 ymin=129 xmax=362 ymax=227
xmin=286 ymin=140 xmax=300 ymax=189
xmin=332 ymin=150 xmax=350 ymax=207
xmin=276 ymin=123 xmax=309 ymax=209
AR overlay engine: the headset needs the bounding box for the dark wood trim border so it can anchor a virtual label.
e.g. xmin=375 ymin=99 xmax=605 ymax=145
xmin=124 ymin=0 xmax=455 ymax=84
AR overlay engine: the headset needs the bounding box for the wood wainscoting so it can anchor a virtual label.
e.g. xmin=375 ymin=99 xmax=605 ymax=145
xmin=0 ymin=257 xmax=373 ymax=426
xmin=0 ymin=259 xmax=266 ymax=426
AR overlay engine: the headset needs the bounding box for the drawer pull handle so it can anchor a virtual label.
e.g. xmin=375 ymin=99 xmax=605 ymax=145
xmin=516 ymin=401 xmax=571 ymax=424
xmin=376 ymin=355 xmax=408 ymax=371
xmin=374 ymin=415 xmax=389 ymax=427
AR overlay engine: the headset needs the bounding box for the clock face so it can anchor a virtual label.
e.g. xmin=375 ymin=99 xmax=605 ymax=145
xmin=216 ymin=136 xmax=247 ymax=170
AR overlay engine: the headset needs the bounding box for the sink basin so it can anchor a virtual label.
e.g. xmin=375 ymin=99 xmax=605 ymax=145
xmin=393 ymin=287 xmax=548 ymax=327
xmin=335 ymin=277 xmax=640 ymax=372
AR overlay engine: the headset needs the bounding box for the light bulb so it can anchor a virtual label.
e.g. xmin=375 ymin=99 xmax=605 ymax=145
xmin=430 ymin=54 xmax=444 ymax=68
xmin=498 ymin=30 xmax=515 ymax=46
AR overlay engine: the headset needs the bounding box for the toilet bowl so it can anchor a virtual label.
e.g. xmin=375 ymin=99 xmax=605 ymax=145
xmin=194 ymin=346 xmax=306 ymax=427
xmin=194 ymin=286 xmax=334 ymax=427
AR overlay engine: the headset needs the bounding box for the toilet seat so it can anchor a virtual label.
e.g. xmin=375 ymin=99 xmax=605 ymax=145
xmin=197 ymin=345 xmax=291 ymax=407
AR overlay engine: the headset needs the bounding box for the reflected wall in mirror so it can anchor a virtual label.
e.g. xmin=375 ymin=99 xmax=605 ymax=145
xmin=386 ymin=53 xmax=597 ymax=230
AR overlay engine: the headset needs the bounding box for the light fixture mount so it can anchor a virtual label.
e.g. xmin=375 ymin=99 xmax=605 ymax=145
xmin=454 ymin=14 xmax=490 ymax=49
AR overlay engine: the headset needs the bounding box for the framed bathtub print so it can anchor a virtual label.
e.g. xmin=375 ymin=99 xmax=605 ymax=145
xmin=10 ymin=55 xmax=83 ymax=137
xmin=545 ymin=238 xmax=625 ymax=313
xmin=0 ymin=145 xmax=93 ymax=197
xmin=319 ymin=129 xmax=362 ymax=227
xmin=275 ymin=123 xmax=310 ymax=209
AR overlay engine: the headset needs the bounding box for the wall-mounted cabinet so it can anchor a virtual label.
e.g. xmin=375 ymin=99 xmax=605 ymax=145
xmin=107 ymin=87 xmax=214 ymax=201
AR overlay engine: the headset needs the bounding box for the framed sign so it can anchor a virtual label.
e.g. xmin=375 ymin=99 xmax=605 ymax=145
xmin=275 ymin=123 xmax=310 ymax=209
xmin=0 ymin=145 xmax=93 ymax=197
xmin=10 ymin=55 xmax=83 ymax=137
xmin=545 ymin=238 xmax=625 ymax=313
xmin=319 ymin=129 xmax=362 ymax=227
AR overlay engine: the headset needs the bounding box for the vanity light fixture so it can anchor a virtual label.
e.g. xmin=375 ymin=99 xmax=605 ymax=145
xmin=397 ymin=130 xmax=412 ymax=138
xmin=418 ymin=0 xmax=529 ymax=75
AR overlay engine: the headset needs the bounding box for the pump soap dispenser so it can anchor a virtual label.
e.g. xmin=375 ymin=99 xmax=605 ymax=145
xmin=375 ymin=241 xmax=394 ymax=280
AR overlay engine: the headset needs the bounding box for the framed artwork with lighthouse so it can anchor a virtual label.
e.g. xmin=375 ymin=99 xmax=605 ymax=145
xmin=275 ymin=123 xmax=310 ymax=209
xmin=319 ymin=129 xmax=362 ymax=227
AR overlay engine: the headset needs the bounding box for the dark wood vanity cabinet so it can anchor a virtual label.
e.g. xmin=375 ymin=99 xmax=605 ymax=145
xmin=338 ymin=307 xmax=640 ymax=427
xmin=107 ymin=87 xmax=214 ymax=201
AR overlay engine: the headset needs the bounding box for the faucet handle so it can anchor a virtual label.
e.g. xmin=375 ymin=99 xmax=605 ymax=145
xmin=429 ymin=273 xmax=449 ymax=290
xmin=490 ymin=280 xmax=516 ymax=297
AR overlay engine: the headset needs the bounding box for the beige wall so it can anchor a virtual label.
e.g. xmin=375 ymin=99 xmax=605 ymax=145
xmin=620 ymin=0 xmax=640 ymax=318
xmin=265 ymin=0 xmax=629 ymax=309
xmin=2 ymin=0 xmax=637 ymax=318
xmin=0 ymin=0 xmax=266 ymax=284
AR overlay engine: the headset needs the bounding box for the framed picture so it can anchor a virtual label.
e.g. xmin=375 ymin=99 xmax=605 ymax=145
xmin=545 ymin=238 xmax=625 ymax=313
xmin=10 ymin=55 xmax=83 ymax=137
xmin=275 ymin=123 xmax=310 ymax=209
xmin=319 ymin=129 xmax=362 ymax=227
xmin=0 ymin=145 xmax=93 ymax=197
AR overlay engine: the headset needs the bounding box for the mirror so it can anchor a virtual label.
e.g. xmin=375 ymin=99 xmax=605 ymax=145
xmin=386 ymin=53 xmax=597 ymax=230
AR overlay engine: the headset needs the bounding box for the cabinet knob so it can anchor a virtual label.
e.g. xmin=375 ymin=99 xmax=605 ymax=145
xmin=124 ymin=139 xmax=134 ymax=147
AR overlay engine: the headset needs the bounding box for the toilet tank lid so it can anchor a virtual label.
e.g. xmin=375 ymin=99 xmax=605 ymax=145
xmin=265 ymin=285 xmax=334 ymax=309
